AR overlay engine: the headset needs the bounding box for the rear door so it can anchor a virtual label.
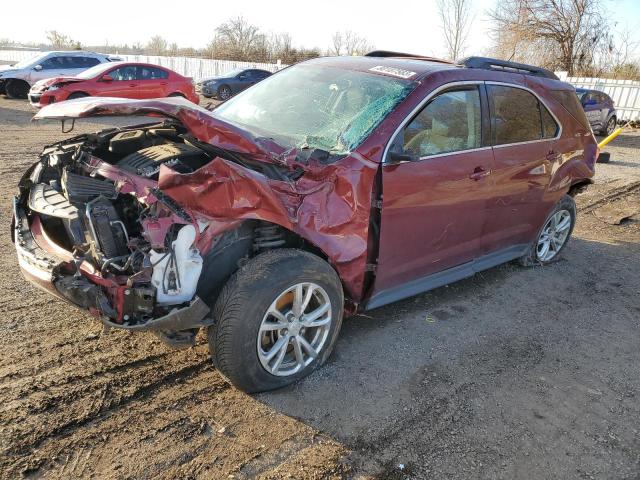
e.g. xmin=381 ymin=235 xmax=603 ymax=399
xmin=371 ymin=84 xmax=494 ymax=297
xmin=136 ymin=66 xmax=170 ymax=97
xmin=482 ymin=83 xmax=561 ymax=254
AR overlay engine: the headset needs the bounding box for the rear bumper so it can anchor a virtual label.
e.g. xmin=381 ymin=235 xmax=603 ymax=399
xmin=12 ymin=197 xmax=211 ymax=334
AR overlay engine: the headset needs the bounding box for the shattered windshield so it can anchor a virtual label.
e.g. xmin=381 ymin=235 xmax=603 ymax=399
xmin=213 ymin=64 xmax=416 ymax=154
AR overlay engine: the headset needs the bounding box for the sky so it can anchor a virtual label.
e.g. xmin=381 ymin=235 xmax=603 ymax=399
xmin=2 ymin=0 xmax=640 ymax=59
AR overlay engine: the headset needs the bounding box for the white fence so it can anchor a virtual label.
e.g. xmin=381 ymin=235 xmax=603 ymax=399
xmin=556 ymin=72 xmax=640 ymax=121
xmin=0 ymin=49 xmax=284 ymax=80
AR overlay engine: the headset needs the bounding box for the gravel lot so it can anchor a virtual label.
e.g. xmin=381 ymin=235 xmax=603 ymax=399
xmin=0 ymin=97 xmax=639 ymax=479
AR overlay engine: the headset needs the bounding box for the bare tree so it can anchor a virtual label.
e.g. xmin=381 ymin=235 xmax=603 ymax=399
xmin=328 ymin=30 xmax=374 ymax=56
xmin=489 ymin=0 xmax=610 ymax=75
xmin=46 ymin=31 xmax=81 ymax=50
xmin=146 ymin=35 xmax=168 ymax=55
xmin=213 ymin=16 xmax=263 ymax=60
xmin=437 ymin=0 xmax=473 ymax=60
xmin=330 ymin=32 xmax=343 ymax=56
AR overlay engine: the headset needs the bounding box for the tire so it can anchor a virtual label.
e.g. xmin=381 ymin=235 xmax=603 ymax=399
xmin=217 ymin=85 xmax=232 ymax=101
xmin=67 ymin=92 xmax=89 ymax=100
xmin=519 ymin=195 xmax=576 ymax=266
xmin=602 ymin=117 xmax=616 ymax=136
xmin=5 ymin=79 xmax=30 ymax=99
xmin=209 ymin=249 xmax=344 ymax=393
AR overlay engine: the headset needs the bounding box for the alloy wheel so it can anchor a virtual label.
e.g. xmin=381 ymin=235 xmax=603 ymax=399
xmin=219 ymin=86 xmax=231 ymax=100
xmin=606 ymin=118 xmax=616 ymax=136
xmin=257 ymin=282 xmax=332 ymax=377
xmin=536 ymin=209 xmax=572 ymax=262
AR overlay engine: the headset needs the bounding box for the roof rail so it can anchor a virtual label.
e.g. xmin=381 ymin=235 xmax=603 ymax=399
xmin=365 ymin=50 xmax=453 ymax=64
xmin=457 ymin=56 xmax=558 ymax=80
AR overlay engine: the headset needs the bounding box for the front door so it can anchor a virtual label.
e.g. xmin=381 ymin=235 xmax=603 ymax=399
xmin=99 ymin=65 xmax=139 ymax=98
xmin=370 ymin=85 xmax=493 ymax=303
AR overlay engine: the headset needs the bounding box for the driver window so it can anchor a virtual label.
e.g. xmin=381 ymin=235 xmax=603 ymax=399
xmin=109 ymin=66 xmax=138 ymax=81
xmin=403 ymin=88 xmax=481 ymax=157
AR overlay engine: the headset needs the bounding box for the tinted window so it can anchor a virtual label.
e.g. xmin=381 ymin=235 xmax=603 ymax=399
xmin=552 ymin=90 xmax=590 ymax=130
xmin=489 ymin=85 xmax=543 ymax=145
xmin=541 ymin=106 xmax=559 ymax=138
xmin=109 ymin=66 xmax=138 ymax=81
xmin=403 ymin=88 xmax=482 ymax=157
xmin=40 ymin=56 xmax=69 ymax=70
xmin=73 ymin=57 xmax=101 ymax=68
xmin=138 ymin=66 xmax=168 ymax=80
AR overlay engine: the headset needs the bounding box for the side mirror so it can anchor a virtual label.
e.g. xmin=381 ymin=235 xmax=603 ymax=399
xmin=101 ymin=74 xmax=114 ymax=82
xmin=387 ymin=151 xmax=417 ymax=163
xmin=238 ymin=74 xmax=247 ymax=80
xmin=33 ymin=65 xmax=43 ymax=71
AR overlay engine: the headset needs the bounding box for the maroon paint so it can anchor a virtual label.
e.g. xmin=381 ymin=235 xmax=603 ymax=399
xmin=32 ymin=60 xmax=597 ymax=308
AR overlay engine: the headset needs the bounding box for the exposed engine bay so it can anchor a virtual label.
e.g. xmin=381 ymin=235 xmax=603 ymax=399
xmin=14 ymin=122 xmax=242 ymax=341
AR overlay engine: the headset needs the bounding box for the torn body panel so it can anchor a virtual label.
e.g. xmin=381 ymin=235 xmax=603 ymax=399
xmin=17 ymin=100 xmax=380 ymax=341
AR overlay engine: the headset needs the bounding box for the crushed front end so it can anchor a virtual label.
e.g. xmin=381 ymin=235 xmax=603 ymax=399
xmin=12 ymin=123 xmax=223 ymax=346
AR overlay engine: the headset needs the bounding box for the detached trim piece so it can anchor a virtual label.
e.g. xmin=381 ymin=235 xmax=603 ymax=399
xmin=365 ymin=244 xmax=529 ymax=310
xmin=100 ymin=296 xmax=211 ymax=331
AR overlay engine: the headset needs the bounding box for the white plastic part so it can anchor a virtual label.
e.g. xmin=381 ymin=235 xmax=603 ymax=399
xmin=149 ymin=225 xmax=203 ymax=305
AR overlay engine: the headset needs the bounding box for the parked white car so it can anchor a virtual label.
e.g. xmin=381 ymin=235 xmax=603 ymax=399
xmin=0 ymin=51 xmax=120 ymax=99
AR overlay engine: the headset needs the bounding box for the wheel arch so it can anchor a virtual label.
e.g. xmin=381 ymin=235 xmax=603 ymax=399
xmin=197 ymin=219 xmax=340 ymax=307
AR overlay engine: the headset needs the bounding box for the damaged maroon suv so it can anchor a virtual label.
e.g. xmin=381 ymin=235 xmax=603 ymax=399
xmin=12 ymin=53 xmax=597 ymax=392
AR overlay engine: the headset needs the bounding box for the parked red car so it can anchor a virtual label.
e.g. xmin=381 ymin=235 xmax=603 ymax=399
xmin=13 ymin=53 xmax=596 ymax=392
xmin=28 ymin=62 xmax=199 ymax=107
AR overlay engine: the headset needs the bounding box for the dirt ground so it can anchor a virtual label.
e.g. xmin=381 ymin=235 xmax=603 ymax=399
xmin=0 ymin=97 xmax=638 ymax=480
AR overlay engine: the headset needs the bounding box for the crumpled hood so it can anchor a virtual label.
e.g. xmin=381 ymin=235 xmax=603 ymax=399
xmin=33 ymin=97 xmax=289 ymax=161
xmin=31 ymin=76 xmax=85 ymax=92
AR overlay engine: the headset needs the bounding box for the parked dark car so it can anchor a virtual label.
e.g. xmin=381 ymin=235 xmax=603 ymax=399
xmin=12 ymin=53 xmax=596 ymax=392
xmin=196 ymin=68 xmax=271 ymax=100
xmin=576 ymin=88 xmax=617 ymax=135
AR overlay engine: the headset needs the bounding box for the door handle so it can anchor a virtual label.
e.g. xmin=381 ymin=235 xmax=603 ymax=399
xmin=469 ymin=167 xmax=491 ymax=180
xmin=546 ymin=150 xmax=560 ymax=161
xmin=129 ymin=84 xmax=137 ymax=87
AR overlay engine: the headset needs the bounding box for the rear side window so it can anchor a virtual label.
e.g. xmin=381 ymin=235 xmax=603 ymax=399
xmin=551 ymin=90 xmax=590 ymax=130
xmin=75 ymin=57 xmax=101 ymax=68
xmin=138 ymin=66 xmax=169 ymax=79
xmin=489 ymin=85 xmax=542 ymax=144
xmin=403 ymin=87 xmax=482 ymax=157
xmin=488 ymin=85 xmax=559 ymax=145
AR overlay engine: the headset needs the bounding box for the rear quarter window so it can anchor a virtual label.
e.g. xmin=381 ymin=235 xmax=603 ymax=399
xmin=552 ymin=90 xmax=590 ymax=130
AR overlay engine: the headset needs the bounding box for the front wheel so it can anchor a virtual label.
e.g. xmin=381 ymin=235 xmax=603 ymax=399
xmin=209 ymin=249 xmax=344 ymax=393
xmin=217 ymin=85 xmax=232 ymax=100
xmin=519 ymin=195 xmax=576 ymax=266
xmin=67 ymin=92 xmax=89 ymax=100
xmin=5 ymin=79 xmax=30 ymax=99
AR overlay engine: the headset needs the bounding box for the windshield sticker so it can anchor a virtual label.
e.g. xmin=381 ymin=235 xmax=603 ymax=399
xmin=369 ymin=66 xmax=416 ymax=79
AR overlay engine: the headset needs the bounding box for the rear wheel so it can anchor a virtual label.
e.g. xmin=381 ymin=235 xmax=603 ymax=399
xmin=67 ymin=92 xmax=89 ymax=100
xmin=5 ymin=79 xmax=30 ymax=99
xmin=519 ymin=195 xmax=576 ymax=266
xmin=168 ymin=92 xmax=186 ymax=98
xmin=217 ymin=85 xmax=232 ymax=100
xmin=208 ymin=249 xmax=344 ymax=392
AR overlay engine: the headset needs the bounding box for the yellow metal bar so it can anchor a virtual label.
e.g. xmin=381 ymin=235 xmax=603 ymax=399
xmin=597 ymin=127 xmax=623 ymax=149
